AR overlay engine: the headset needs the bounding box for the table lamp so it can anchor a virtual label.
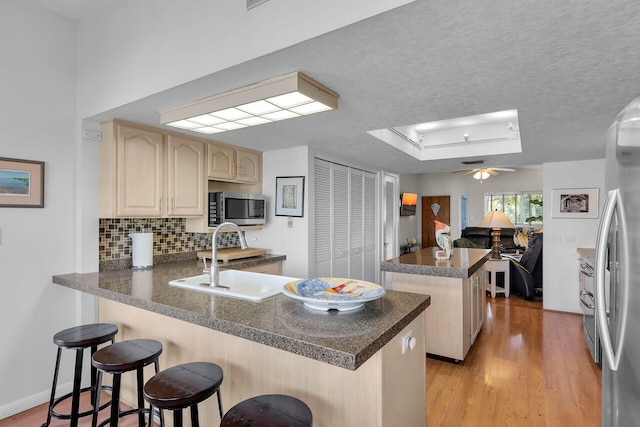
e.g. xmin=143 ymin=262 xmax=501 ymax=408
xmin=479 ymin=210 xmax=515 ymax=260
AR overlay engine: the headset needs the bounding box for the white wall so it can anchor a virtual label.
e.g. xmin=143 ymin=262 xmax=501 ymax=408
xmin=543 ymin=159 xmax=605 ymax=313
xmin=0 ymin=1 xmax=96 ymax=417
xmin=411 ymin=168 xmax=544 ymax=239
xmin=247 ymin=146 xmax=310 ymax=279
xmin=398 ymin=174 xmax=421 ymax=247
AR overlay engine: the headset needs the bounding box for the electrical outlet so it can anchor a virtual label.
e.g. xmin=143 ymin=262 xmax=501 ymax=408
xmin=83 ymin=129 xmax=102 ymax=141
xmin=402 ymin=330 xmax=416 ymax=354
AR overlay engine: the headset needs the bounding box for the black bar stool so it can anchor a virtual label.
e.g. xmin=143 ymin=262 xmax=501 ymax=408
xmin=220 ymin=394 xmax=313 ymax=427
xmin=143 ymin=362 xmax=224 ymax=427
xmin=91 ymin=339 xmax=163 ymax=427
xmin=42 ymin=323 xmax=118 ymax=427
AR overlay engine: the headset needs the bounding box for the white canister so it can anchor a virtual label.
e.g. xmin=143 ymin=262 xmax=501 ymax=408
xmin=129 ymin=232 xmax=153 ymax=269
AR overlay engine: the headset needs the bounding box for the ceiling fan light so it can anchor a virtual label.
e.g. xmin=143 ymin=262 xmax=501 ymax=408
xmin=473 ymin=170 xmax=490 ymax=180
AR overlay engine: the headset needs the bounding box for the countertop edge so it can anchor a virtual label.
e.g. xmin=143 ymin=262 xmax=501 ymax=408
xmin=52 ymin=268 xmax=430 ymax=371
xmin=381 ymin=248 xmax=490 ymax=279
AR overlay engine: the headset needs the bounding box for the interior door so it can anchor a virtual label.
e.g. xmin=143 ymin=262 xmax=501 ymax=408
xmin=421 ymin=195 xmax=450 ymax=248
xmin=382 ymin=173 xmax=399 ymax=287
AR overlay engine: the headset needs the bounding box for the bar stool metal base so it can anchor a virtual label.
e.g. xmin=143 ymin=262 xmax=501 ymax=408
xmin=91 ymin=339 xmax=163 ymax=427
xmin=42 ymin=323 xmax=118 ymax=427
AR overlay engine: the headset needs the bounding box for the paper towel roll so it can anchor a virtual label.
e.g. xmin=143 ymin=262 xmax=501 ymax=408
xmin=129 ymin=232 xmax=153 ymax=269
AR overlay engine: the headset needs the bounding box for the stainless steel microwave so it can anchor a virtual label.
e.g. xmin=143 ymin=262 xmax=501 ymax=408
xmin=208 ymin=192 xmax=266 ymax=227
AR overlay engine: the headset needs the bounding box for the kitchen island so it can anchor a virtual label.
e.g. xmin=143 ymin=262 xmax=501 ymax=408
xmin=381 ymin=247 xmax=490 ymax=361
xmin=53 ymin=260 xmax=430 ymax=426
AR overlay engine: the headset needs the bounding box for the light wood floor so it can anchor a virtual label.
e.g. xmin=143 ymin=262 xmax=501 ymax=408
xmin=0 ymin=391 xmax=158 ymax=427
xmin=427 ymin=295 xmax=602 ymax=426
xmin=2 ymin=296 xmax=602 ymax=427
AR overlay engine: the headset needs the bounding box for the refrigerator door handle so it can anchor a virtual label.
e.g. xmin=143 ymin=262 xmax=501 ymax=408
xmin=595 ymin=189 xmax=629 ymax=371
xmin=579 ymin=291 xmax=595 ymax=309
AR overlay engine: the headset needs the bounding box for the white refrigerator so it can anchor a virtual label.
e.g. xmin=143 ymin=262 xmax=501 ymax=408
xmin=596 ymin=94 xmax=640 ymax=427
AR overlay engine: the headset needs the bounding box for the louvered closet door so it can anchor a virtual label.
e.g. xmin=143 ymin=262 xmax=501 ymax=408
xmin=314 ymin=159 xmax=378 ymax=281
xmin=350 ymin=169 xmax=364 ymax=279
xmin=363 ymin=171 xmax=377 ymax=282
xmin=314 ymin=160 xmax=331 ymax=276
xmin=331 ymin=164 xmax=350 ymax=278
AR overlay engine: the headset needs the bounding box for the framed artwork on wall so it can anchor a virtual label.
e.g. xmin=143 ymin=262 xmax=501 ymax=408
xmin=0 ymin=157 xmax=45 ymax=208
xmin=275 ymin=176 xmax=305 ymax=217
xmin=551 ymin=188 xmax=599 ymax=219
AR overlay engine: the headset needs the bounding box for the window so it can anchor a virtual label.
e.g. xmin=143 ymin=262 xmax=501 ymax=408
xmin=484 ymin=192 xmax=543 ymax=226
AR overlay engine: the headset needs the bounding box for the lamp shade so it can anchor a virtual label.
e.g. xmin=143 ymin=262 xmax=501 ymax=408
xmin=479 ymin=210 xmax=514 ymax=229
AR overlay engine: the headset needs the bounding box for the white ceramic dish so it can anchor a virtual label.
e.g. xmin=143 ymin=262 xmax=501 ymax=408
xmin=282 ymin=278 xmax=385 ymax=311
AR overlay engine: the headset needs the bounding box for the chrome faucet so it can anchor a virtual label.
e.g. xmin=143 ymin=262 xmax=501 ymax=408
xmin=208 ymin=222 xmax=248 ymax=286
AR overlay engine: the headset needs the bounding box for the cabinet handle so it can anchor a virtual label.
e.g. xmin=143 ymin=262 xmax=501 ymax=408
xmin=171 ymin=198 xmax=175 ymax=213
xmin=231 ymin=164 xmax=235 ymax=177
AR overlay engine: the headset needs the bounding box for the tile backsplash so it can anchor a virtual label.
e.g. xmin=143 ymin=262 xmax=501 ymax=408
xmin=99 ymin=218 xmax=241 ymax=261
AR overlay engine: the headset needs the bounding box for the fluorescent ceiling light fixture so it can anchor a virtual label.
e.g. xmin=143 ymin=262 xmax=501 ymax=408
xmin=367 ymin=109 xmax=522 ymax=161
xmin=161 ymin=72 xmax=338 ymax=134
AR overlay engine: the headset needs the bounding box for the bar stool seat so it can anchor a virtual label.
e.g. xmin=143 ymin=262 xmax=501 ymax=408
xmin=220 ymin=394 xmax=312 ymax=427
xmin=42 ymin=323 xmax=118 ymax=427
xmin=91 ymin=339 xmax=163 ymax=427
xmin=143 ymin=362 xmax=224 ymax=427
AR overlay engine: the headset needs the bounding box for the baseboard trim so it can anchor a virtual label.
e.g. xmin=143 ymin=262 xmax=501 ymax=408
xmin=0 ymin=380 xmax=73 ymax=420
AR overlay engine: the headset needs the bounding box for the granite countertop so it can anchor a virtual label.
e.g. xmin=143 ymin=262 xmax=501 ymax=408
xmin=381 ymin=247 xmax=491 ymax=279
xmin=53 ymin=260 xmax=430 ymax=371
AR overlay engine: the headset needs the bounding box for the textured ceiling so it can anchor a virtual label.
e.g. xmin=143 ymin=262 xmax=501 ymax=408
xmin=40 ymin=0 xmax=640 ymax=174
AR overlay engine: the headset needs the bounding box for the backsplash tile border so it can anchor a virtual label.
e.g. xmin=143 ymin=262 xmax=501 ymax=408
xmin=99 ymin=218 xmax=241 ymax=262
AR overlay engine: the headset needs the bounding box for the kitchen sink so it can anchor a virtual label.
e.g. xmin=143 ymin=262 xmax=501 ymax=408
xmin=169 ymin=269 xmax=300 ymax=301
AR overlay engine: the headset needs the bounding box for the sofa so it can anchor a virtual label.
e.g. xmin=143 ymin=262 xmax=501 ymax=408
xmin=454 ymin=226 xmax=518 ymax=252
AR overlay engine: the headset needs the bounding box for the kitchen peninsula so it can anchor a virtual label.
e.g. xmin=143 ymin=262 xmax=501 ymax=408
xmin=381 ymin=247 xmax=490 ymax=361
xmin=53 ymin=260 xmax=430 ymax=426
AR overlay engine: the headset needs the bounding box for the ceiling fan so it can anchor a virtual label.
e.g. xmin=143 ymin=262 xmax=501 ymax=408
xmin=453 ymin=167 xmax=515 ymax=181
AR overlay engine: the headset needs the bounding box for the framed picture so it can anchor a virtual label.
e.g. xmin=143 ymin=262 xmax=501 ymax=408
xmin=0 ymin=157 xmax=45 ymax=208
xmin=551 ymin=188 xmax=598 ymax=219
xmin=275 ymin=176 xmax=304 ymax=217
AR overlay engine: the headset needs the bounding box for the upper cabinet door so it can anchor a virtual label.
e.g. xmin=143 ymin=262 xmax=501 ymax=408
xmin=167 ymin=136 xmax=205 ymax=216
xmin=236 ymin=149 xmax=259 ymax=183
xmin=208 ymin=143 xmax=235 ymax=181
xmin=116 ymin=124 xmax=164 ymax=217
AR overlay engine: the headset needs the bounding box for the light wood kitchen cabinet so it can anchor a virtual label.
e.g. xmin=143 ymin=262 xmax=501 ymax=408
xmin=166 ymin=135 xmax=206 ymax=216
xmin=468 ymin=267 xmax=485 ymax=344
xmin=390 ymin=266 xmax=485 ymax=361
xmin=208 ymin=143 xmax=260 ymax=183
xmin=100 ymin=119 xmax=204 ymax=218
